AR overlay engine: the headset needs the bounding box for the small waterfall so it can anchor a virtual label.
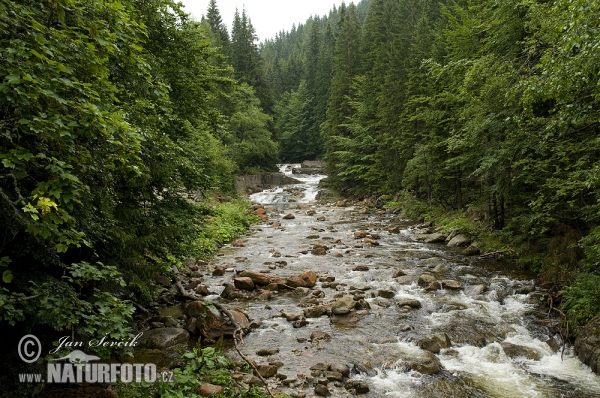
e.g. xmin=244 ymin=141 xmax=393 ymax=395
xmin=249 ymin=163 xmax=326 ymax=205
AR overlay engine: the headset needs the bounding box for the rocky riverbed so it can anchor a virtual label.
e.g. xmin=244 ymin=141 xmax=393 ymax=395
xmin=152 ymin=165 xmax=599 ymax=398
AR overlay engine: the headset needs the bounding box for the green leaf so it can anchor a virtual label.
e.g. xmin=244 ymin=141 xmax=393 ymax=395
xmin=2 ymin=270 xmax=13 ymax=284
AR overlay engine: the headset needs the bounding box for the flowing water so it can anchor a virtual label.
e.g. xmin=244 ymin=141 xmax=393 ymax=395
xmin=206 ymin=165 xmax=600 ymax=397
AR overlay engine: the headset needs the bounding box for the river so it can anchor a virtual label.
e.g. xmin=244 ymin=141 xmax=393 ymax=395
xmin=204 ymin=165 xmax=600 ymax=397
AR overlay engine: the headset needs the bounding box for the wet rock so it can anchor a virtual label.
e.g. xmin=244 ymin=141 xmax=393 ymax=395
xmin=331 ymin=296 xmax=355 ymax=314
xmin=432 ymin=264 xmax=450 ymax=274
xmin=418 ymin=337 xmax=441 ymax=354
xmin=397 ymin=275 xmax=414 ymax=285
xmin=239 ymin=270 xmax=272 ymax=285
xmin=195 ymin=285 xmax=210 ymax=296
xmin=198 ymin=383 xmax=224 ymax=396
xmin=307 ymin=210 xmax=317 ymax=216
xmin=310 ymin=363 xmax=330 ymax=372
xmin=283 ymin=213 xmax=296 ymax=220
xmin=514 ymin=283 xmax=536 ymax=295
xmin=137 ymin=327 xmax=189 ymax=349
xmin=353 ymin=265 xmax=369 ymax=271
xmin=434 ymin=333 xmax=452 ymax=348
xmin=408 ymin=351 xmax=442 ymax=375
xmin=440 ymin=280 xmax=463 ymax=290
xmin=396 ymin=298 xmax=422 ymax=309
xmin=378 ymin=290 xmax=396 ymax=299
xmin=364 ymin=238 xmax=379 ymax=246
xmin=419 ymin=257 xmax=444 ymax=267
xmin=398 ymin=324 xmax=412 ymax=332
xmin=354 ymin=231 xmax=367 ymax=239
xmin=311 ymin=330 xmax=332 ymax=343
xmin=424 ymin=281 xmax=442 ymax=291
xmin=324 ymin=371 xmax=343 ymax=381
xmin=220 ymin=283 xmax=237 ymax=299
xmin=156 ymin=275 xmax=171 ymax=287
xmin=242 ymin=374 xmax=265 ymax=386
xmin=234 ymin=277 xmax=255 ymax=291
xmin=393 ymin=269 xmax=407 ymax=277
xmin=330 ymin=363 xmax=350 ymax=377
xmin=212 ymin=266 xmax=226 ymax=276
xmin=345 ymin=380 xmax=370 ymax=394
xmin=187 ymin=301 xmax=250 ymax=340
xmin=255 ymin=364 xmax=279 ymax=378
xmin=287 ymin=275 xmax=308 ymax=288
xmin=304 ymin=305 xmax=329 ymax=318
xmin=500 ymin=342 xmax=542 ymax=361
xmin=417 ymin=273 xmax=437 ymax=287
xmin=185 ymin=317 xmax=198 ymax=334
xmin=464 ymin=284 xmax=487 ymax=297
xmin=389 ymin=226 xmax=400 ymax=234
xmin=150 ymin=322 xmax=165 ymax=328
xmin=336 ymin=200 xmax=347 ymax=207
xmin=311 ymin=247 xmax=327 ymax=255
xmin=462 ymin=245 xmax=480 ymax=256
xmin=282 ymin=311 xmax=304 ymax=322
xmin=447 ymin=234 xmax=471 ymax=247
xmin=314 ymin=384 xmax=331 ymax=396
xmin=300 ymin=270 xmax=317 ymax=287
xmin=316 ymin=216 xmax=326 ymax=221
xmin=292 ymin=319 xmax=309 ymax=328
xmin=256 ymin=348 xmax=280 ymax=356
xmin=306 ymin=234 xmax=320 ymax=239
xmin=232 ymin=239 xmax=246 ymax=247
xmin=423 ymin=233 xmax=447 ymax=243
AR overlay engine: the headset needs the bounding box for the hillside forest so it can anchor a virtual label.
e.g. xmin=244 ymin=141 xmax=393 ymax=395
xmin=1 ymin=0 xmax=600 ymax=391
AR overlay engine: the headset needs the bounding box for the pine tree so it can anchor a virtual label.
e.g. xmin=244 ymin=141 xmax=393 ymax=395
xmin=204 ymin=0 xmax=230 ymax=56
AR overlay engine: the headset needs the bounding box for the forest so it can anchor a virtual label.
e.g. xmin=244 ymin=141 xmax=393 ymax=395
xmin=1 ymin=0 xmax=599 ymax=395
xmin=266 ymin=0 xmax=600 ymax=329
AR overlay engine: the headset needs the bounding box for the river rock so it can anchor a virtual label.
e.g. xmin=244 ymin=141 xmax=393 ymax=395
xmin=212 ymin=266 xmax=225 ymax=276
xmin=287 ymin=275 xmax=308 ymax=288
xmin=155 ymin=275 xmax=171 ymax=287
xmin=255 ymin=364 xmax=279 ymax=378
xmin=256 ymin=348 xmax=280 ymax=356
xmin=312 ymin=247 xmax=327 ymax=255
xmin=311 ymin=330 xmax=332 ymax=343
xmin=304 ymin=305 xmax=329 ymax=318
xmin=500 ymin=342 xmax=542 ymax=360
xmin=330 ymin=363 xmax=350 ymax=377
xmin=397 ymin=275 xmax=414 ymax=285
xmin=575 ymin=315 xmax=600 ymax=374
xmin=423 ymin=233 xmax=447 ymax=243
xmin=331 ymin=296 xmax=355 ymax=314
xmin=137 ymin=327 xmax=189 ymax=349
xmin=462 ymin=245 xmax=480 ymax=256
xmin=378 ymin=289 xmax=396 ymax=299
xmin=417 ymin=274 xmax=437 ymax=287
xmin=408 ymin=350 xmax=442 ymax=375
xmin=198 ymin=383 xmax=224 ymax=396
xmin=324 ymin=370 xmax=343 ymax=381
xmin=447 ymin=234 xmax=471 ymax=247
xmin=234 ymin=277 xmax=255 ymax=291
xmin=364 ymin=238 xmax=379 ymax=246
xmin=282 ymin=311 xmax=304 ymax=322
xmin=354 ymin=231 xmax=367 ymax=239
xmin=314 ymin=384 xmax=331 ymax=396
xmin=393 ymin=269 xmax=407 ymax=277
xmin=283 ymin=213 xmax=296 ymax=220
xmin=301 ymin=270 xmax=317 ymax=287
xmin=440 ymin=280 xmax=463 ymax=290
xmin=353 ymin=265 xmax=369 ymax=271
xmin=432 ymin=264 xmax=450 ymax=274
xmin=239 ymin=270 xmax=271 ymax=285
xmin=187 ymin=301 xmax=250 ymax=339
xmin=396 ymin=298 xmax=422 ymax=309
xmin=345 ymin=380 xmax=370 ymax=393
xmin=465 ymin=284 xmax=487 ymax=297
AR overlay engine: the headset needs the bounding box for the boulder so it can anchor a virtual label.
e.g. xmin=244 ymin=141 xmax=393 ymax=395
xmin=283 ymin=213 xmax=296 ymax=220
xmin=239 ymin=270 xmax=272 ymax=285
xmin=378 ymin=290 xmax=396 ymax=299
xmin=286 ymin=276 xmax=308 ymax=288
xmin=396 ymin=298 xmax=422 ymax=309
xmin=234 ymin=277 xmax=255 ymax=291
xmin=408 ymin=351 xmax=442 ymax=375
xmin=314 ymin=385 xmax=331 ymax=396
xmin=354 ymin=231 xmax=367 ymax=239
xmin=187 ymin=301 xmax=250 ymax=340
xmin=423 ymin=233 xmax=447 ymax=243
xmin=465 ymin=284 xmax=487 ymax=297
xmin=462 ymin=245 xmax=481 ymax=256
xmin=311 ymin=330 xmax=332 ymax=343
xmin=364 ymin=238 xmax=379 ymax=246
xmin=330 ymin=363 xmax=350 ymax=377
xmin=447 ymin=234 xmax=471 ymax=247
xmin=300 ymin=270 xmax=317 ymax=287
xmin=311 ymin=247 xmax=327 ymax=255
xmin=255 ymin=364 xmax=279 ymax=378
xmin=137 ymin=328 xmax=189 ymax=349
xmin=440 ymin=280 xmax=463 ymax=290
xmin=575 ymin=315 xmax=600 ymax=374
xmin=304 ymin=305 xmax=329 ymax=318
xmin=500 ymin=342 xmax=542 ymax=361
xmin=331 ymin=296 xmax=355 ymax=315
xmin=417 ymin=274 xmax=437 ymax=287
xmin=345 ymin=380 xmax=370 ymax=394
xmin=129 ymin=344 xmax=187 ymax=370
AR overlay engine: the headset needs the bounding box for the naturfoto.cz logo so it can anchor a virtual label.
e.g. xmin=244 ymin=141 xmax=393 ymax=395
xmin=17 ymin=334 xmax=173 ymax=384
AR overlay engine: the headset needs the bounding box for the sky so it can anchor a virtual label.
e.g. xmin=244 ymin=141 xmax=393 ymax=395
xmin=177 ymin=0 xmax=341 ymax=42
